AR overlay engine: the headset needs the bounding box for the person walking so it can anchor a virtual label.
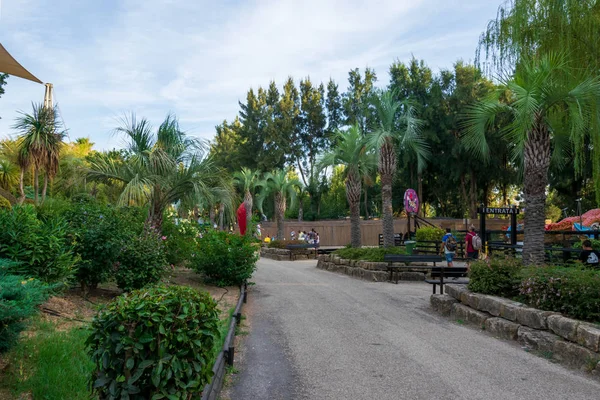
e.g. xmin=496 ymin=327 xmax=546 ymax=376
xmin=465 ymin=225 xmax=481 ymax=261
xmin=441 ymin=228 xmax=457 ymax=267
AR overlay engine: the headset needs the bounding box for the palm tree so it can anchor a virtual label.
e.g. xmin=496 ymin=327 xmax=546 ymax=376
xmin=296 ymin=186 xmax=309 ymax=222
xmin=368 ymin=90 xmax=428 ymax=248
xmin=320 ymin=125 xmax=376 ymax=248
xmin=463 ymin=54 xmax=600 ymax=265
xmin=13 ymin=103 xmax=64 ymax=205
xmin=258 ymin=170 xmax=301 ymax=240
xmin=88 ymin=113 xmax=230 ymax=230
xmin=233 ymin=168 xmax=261 ymax=236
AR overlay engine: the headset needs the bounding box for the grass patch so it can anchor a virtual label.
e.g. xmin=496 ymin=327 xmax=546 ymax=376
xmin=333 ymin=247 xmax=405 ymax=262
xmin=211 ymin=307 xmax=236 ymax=360
xmin=2 ymin=320 xmax=94 ymax=400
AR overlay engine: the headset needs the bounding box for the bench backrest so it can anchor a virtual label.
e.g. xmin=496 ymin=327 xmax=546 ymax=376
xmin=430 ymin=267 xmax=468 ymax=278
xmin=384 ymin=254 xmax=443 ymax=263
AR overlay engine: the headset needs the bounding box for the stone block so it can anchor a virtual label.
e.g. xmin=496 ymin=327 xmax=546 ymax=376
xmin=372 ymin=262 xmax=389 ymax=271
xmin=515 ymin=307 xmax=555 ymax=330
xmin=372 ymin=271 xmax=388 ymax=282
xmin=477 ymin=296 xmax=507 ymax=317
xmin=295 ymin=254 xmax=308 ymax=260
xmin=316 ymin=260 xmax=324 ymax=269
xmin=547 ymin=315 xmax=580 ymax=342
xmin=517 ymin=326 xmax=559 ymax=352
xmin=399 ymin=272 xmax=425 ymax=281
xmin=444 ymin=284 xmax=468 ymax=300
xmin=353 ymin=268 xmax=365 ymax=279
xmin=344 ymin=266 xmax=354 ymax=276
xmin=460 ymin=292 xmax=484 ymax=309
xmin=499 ymin=301 xmax=523 ymax=322
xmin=451 ymin=303 xmax=489 ymax=328
xmin=553 ymin=340 xmax=599 ymax=370
xmin=356 ymin=261 xmax=365 ymax=269
xmin=577 ymin=324 xmax=600 ymax=352
xmin=484 ymin=318 xmax=520 ymax=340
xmin=339 ymin=258 xmax=349 ymax=265
xmin=333 ymin=256 xmax=341 ymax=265
xmin=430 ymin=294 xmax=457 ymax=316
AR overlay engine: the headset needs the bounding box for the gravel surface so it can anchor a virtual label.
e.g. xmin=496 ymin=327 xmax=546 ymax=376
xmin=231 ymin=257 xmax=600 ymax=400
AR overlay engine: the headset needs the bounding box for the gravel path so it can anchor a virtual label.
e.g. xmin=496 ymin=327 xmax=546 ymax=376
xmin=231 ymin=257 xmax=600 ymax=400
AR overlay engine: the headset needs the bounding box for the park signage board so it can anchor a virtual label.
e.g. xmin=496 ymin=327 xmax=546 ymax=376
xmin=478 ymin=207 xmax=520 ymax=215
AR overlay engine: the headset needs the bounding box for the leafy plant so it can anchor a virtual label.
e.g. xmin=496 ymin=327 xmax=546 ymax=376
xmin=114 ymin=229 xmax=168 ymax=292
xmin=192 ymin=230 xmax=257 ymax=286
xmin=0 ymin=195 xmax=11 ymax=210
xmin=0 ymin=267 xmax=51 ymax=352
xmin=161 ymin=216 xmax=200 ymax=266
xmin=573 ymin=239 xmax=600 ymax=251
xmin=519 ymin=266 xmax=600 ymax=322
xmin=468 ymin=256 xmax=522 ymax=297
xmin=415 ymin=226 xmax=445 ymax=242
xmin=333 ymin=247 xmax=405 ymax=262
xmin=88 ymin=285 xmax=220 ymax=400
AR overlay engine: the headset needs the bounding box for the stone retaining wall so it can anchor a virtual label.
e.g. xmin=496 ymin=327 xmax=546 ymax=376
xmin=431 ymin=285 xmax=600 ymax=376
xmin=316 ymin=254 xmax=428 ymax=282
xmin=260 ymin=247 xmax=315 ymax=261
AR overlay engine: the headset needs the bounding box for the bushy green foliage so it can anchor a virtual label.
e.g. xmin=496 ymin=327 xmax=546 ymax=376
xmin=161 ymin=217 xmax=200 ymax=266
xmin=88 ymin=285 xmax=220 ymax=400
xmin=0 ymin=206 xmax=77 ymax=283
xmin=333 ymin=247 xmax=405 ymax=262
xmin=268 ymin=240 xmax=306 ymax=249
xmin=519 ymin=266 xmax=600 ymax=322
xmin=468 ymin=257 xmax=522 ymax=297
xmin=114 ymin=229 xmax=168 ymax=292
xmin=0 ymin=195 xmax=11 ymax=210
xmin=573 ymin=239 xmax=600 ymax=250
xmin=0 ymin=267 xmax=51 ymax=352
xmin=4 ymin=323 xmax=94 ymax=399
xmin=415 ymin=226 xmax=445 ymax=242
xmin=192 ymin=230 xmax=257 ymax=286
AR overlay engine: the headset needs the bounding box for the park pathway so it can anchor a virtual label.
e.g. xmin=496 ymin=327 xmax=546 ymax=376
xmin=231 ymin=258 xmax=600 ymax=400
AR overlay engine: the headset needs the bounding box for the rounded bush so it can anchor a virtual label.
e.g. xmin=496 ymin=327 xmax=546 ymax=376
xmin=0 ymin=195 xmax=11 ymax=210
xmin=468 ymin=256 xmax=522 ymax=297
xmin=115 ymin=230 xmax=167 ymax=292
xmin=88 ymin=285 xmax=220 ymax=399
xmin=192 ymin=230 xmax=257 ymax=286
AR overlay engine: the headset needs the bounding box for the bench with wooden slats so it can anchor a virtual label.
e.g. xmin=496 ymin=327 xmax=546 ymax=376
xmin=384 ymin=254 xmax=444 ymax=284
xmin=426 ymin=267 xmax=469 ymax=294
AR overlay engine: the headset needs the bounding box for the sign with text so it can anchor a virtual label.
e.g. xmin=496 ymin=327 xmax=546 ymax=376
xmin=478 ymin=207 xmax=520 ymax=215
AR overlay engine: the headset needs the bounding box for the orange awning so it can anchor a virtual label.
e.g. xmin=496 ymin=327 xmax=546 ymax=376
xmin=0 ymin=43 xmax=42 ymax=84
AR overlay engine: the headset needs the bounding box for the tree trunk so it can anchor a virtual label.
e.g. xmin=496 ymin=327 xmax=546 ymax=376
xmin=460 ymin=175 xmax=469 ymax=217
xmin=41 ymin=173 xmax=48 ymax=203
xmin=522 ymin=121 xmax=551 ymax=266
xmin=298 ymin=200 xmax=304 ymax=222
xmin=244 ymin=190 xmax=253 ymax=237
xmin=18 ymin=169 xmax=25 ymax=205
xmin=417 ymin=172 xmax=424 ymax=217
xmin=363 ymin=187 xmax=368 ymax=220
xmin=380 ymin=139 xmax=396 ymax=248
xmin=209 ymin=207 xmax=216 ymax=227
xmin=346 ymin=173 xmax=362 ymax=248
xmin=469 ymin=169 xmax=478 ymax=219
xmin=275 ymin=192 xmax=286 ymax=240
xmin=33 ymin=168 xmax=39 ymax=205
xmin=219 ymin=203 xmax=225 ymax=230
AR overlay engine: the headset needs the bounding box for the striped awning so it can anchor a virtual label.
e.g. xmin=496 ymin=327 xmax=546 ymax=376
xmin=0 ymin=43 xmax=42 ymax=84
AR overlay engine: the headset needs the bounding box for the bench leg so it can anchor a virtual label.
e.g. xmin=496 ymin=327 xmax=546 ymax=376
xmin=432 ymin=284 xmax=436 ymax=294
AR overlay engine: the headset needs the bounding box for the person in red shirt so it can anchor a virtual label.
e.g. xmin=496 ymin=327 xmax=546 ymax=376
xmin=465 ymin=225 xmax=479 ymax=260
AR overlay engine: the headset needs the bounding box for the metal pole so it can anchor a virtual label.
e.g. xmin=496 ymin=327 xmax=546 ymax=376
xmin=511 ymin=205 xmax=518 ymax=246
xmin=479 ymin=204 xmax=486 ymax=251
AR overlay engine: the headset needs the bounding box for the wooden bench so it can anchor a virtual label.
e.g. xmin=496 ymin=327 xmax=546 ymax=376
xmin=384 ymin=254 xmax=444 ymax=284
xmin=286 ymin=243 xmax=318 ymax=260
xmin=426 ymin=267 xmax=468 ymax=294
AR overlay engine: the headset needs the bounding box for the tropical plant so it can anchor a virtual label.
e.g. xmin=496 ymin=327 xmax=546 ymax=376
xmin=320 ymin=125 xmax=376 ymax=248
xmin=88 ymin=114 xmax=230 ymax=230
xmin=88 ymin=285 xmax=220 ymax=399
xmin=233 ymin=168 xmax=261 ymax=235
xmin=368 ymin=90 xmax=427 ymax=247
xmin=257 ymin=170 xmax=301 ymax=240
xmin=463 ymin=54 xmax=600 ymax=265
xmin=296 ymin=186 xmax=309 ymax=221
xmin=13 ymin=103 xmax=65 ymax=205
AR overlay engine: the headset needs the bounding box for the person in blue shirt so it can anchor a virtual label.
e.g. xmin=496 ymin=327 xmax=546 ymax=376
xmin=441 ymin=228 xmax=457 ymax=267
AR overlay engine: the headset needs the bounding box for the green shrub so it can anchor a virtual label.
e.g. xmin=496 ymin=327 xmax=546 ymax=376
xmin=415 ymin=226 xmax=445 ymax=242
xmin=114 ymin=229 xmax=168 ymax=292
xmin=192 ymin=230 xmax=257 ymax=286
xmin=468 ymin=257 xmax=522 ymax=297
xmin=0 ymin=267 xmax=51 ymax=352
xmin=88 ymin=285 xmax=220 ymax=399
xmin=0 ymin=206 xmax=77 ymax=283
xmin=573 ymin=239 xmax=600 ymax=250
xmin=0 ymin=195 xmax=11 ymax=210
xmin=333 ymin=247 xmax=405 ymax=262
xmin=519 ymin=266 xmax=600 ymax=322
xmin=161 ymin=217 xmax=200 ymax=266
xmin=268 ymin=240 xmax=306 ymax=249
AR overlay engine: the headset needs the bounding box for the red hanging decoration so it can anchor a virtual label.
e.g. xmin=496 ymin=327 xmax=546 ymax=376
xmin=237 ymin=203 xmax=247 ymax=235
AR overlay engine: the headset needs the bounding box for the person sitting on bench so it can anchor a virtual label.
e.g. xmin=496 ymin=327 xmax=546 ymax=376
xmin=579 ymin=240 xmax=600 ymax=268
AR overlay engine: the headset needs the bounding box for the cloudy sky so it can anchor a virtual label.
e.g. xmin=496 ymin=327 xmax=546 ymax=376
xmin=0 ymin=0 xmax=501 ymax=150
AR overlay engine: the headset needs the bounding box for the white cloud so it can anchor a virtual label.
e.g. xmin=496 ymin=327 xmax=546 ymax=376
xmin=0 ymin=0 xmax=500 ymax=149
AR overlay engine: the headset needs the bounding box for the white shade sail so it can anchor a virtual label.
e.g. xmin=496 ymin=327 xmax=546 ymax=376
xmin=0 ymin=43 xmax=42 ymax=84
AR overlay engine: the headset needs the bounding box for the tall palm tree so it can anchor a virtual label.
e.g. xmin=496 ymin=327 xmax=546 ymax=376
xmin=463 ymin=53 xmax=600 ymax=265
xmin=257 ymin=170 xmax=301 ymax=240
xmin=233 ymin=168 xmax=261 ymax=236
xmin=320 ymin=125 xmax=376 ymax=248
xmin=368 ymin=90 xmax=428 ymax=248
xmin=296 ymin=186 xmax=309 ymax=222
xmin=88 ymin=113 xmax=230 ymax=230
xmin=13 ymin=103 xmax=64 ymax=205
